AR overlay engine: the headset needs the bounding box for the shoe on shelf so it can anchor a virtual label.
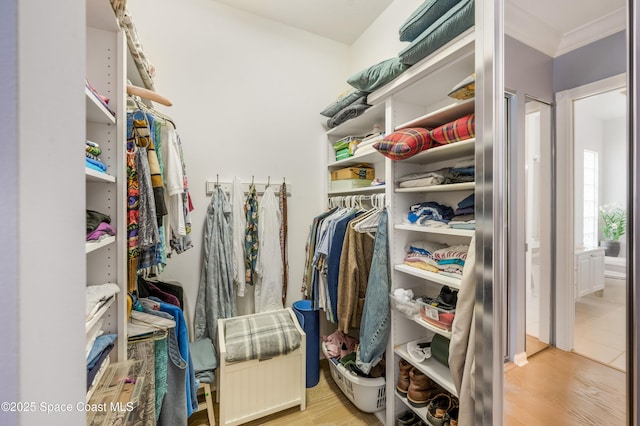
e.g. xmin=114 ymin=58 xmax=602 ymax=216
xmin=445 ymin=405 xmax=459 ymax=426
xmin=407 ymin=368 xmax=439 ymax=408
xmin=396 ymin=410 xmax=418 ymax=425
xmin=426 ymin=393 xmax=454 ymax=426
xmin=396 ymin=358 xmax=413 ymax=397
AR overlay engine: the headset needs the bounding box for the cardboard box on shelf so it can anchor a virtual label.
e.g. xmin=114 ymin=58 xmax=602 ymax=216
xmin=330 ymin=164 xmax=375 ymax=181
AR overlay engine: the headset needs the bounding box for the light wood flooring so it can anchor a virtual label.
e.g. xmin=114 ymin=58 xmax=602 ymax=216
xmin=188 ymin=359 xmax=383 ymax=426
xmin=504 ymin=347 xmax=626 ymax=425
xmin=189 ymin=348 xmax=625 ymax=425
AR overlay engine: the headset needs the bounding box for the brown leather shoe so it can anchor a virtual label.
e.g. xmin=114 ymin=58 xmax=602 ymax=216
xmin=407 ymin=368 xmax=438 ymax=407
xmin=396 ymin=358 xmax=413 ymax=397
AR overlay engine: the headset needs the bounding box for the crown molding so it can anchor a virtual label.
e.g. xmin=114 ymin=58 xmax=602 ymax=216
xmin=505 ymin=3 xmax=625 ymax=58
xmin=555 ymin=7 xmax=626 ymax=56
xmin=504 ymin=2 xmax=561 ymax=57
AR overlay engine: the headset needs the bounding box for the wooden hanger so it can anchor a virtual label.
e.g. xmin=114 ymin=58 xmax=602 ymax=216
xmin=126 ymin=84 xmax=172 ymax=107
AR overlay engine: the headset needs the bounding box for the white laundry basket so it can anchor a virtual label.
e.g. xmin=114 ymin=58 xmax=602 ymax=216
xmin=322 ymin=343 xmax=386 ymax=413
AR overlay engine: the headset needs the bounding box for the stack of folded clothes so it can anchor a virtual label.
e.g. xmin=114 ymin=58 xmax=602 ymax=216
xmin=431 ymin=244 xmax=469 ymax=277
xmin=396 ymin=163 xmax=474 ymax=189
xmin=86 ymin=209 xmax=116 ymax=243
xmin=87 ymin=333 xmax=117 ymax=391
xmin=407 ymin=201 xmax=454 ymax=228
xmin=86 ymin=140 xmax=109 ymax=174
xmin=404 ymin=241 xmax=469 ymax=277
xmin=403 ymin=241 xmax=447 ymax=272
xmin=85 ymin=282 xmax=120 ymax=391
xmin=397 ymin=168 xmax=450 ymax=188
xmin=449 ymin=193 xmax=475 ymax=229
xmin=443 ymin=158 xmax=474 ymax=184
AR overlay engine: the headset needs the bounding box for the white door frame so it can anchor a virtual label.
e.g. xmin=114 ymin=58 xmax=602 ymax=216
xmin=554 ymin=73 xmax=626 ymax=350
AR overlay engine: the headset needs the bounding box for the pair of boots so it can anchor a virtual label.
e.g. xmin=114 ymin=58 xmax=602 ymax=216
xmin=396 ymin=358 xmax=441 ymax=407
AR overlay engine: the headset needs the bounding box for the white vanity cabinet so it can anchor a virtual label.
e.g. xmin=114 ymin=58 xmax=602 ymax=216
xmin=575 ymin=247 xmax=605 ymax=299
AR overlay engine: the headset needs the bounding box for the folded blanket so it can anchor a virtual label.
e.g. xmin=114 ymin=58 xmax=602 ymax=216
xmin=224 ymin=310 xmax=301 ymax=363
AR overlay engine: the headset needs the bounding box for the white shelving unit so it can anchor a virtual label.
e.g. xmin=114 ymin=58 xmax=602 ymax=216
xmin=395 ymin=223 xmax=475 ymax=238
xmin=85 ymin=0 xmax=127 ymax=372
xmin=394 ymin=264 xmax=463 ymax=290
xmin=396 ymin=182 xmax=475 ymax=193
xmin=394 ymin=344 xmax=457 ymax=396
xmin=85 ymin=235 xmax=117 ymax=254
xmin=356 ymin=26 xmax=476 ymax=426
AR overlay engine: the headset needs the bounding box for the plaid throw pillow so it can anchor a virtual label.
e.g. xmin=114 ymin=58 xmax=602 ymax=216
xmin=374 ymin=128 xmax=432 ymax=160
xmin=430 ymin=113 xmax=475 ymax=145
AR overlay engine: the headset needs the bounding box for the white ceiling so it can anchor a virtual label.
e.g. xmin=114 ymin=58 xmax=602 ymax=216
xmin=212 ymin=0 xmax=394 ymax=45
xmin=212 ymin=0 xmax=626 ymax=57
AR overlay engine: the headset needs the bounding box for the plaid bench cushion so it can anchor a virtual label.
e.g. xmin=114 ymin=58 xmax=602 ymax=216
xmin=224 ymin=310 xmax=301 ymax=363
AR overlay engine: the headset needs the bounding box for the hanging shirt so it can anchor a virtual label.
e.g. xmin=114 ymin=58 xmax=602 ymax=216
xmin=164 ymin=126 xmax=186 ymax=239
xmin=255 ymin=186 xmax=284 ymax=313
xmin=231 ymin=177 xmax=247 ymax=297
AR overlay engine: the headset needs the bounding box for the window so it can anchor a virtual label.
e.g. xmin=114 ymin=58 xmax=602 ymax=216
xmin=583 ymin=150 xmax=599 ymax=248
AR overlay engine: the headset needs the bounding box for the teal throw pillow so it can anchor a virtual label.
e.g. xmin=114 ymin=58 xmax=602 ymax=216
xmin=320 ymin=88 xmax=368 ymax=118
xmin=347 ymin=57 xmax=409 ymax=93
xmin=399 ymin=0 xmax=466 ymax=42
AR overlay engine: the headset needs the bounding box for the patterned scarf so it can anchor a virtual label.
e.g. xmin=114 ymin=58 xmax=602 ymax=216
xmin=244 ymin=184 xmax=259 ymax=285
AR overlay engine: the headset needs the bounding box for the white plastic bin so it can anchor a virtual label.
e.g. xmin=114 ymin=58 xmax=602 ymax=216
xmin=322 ymin=343 xmax=386 ymax=413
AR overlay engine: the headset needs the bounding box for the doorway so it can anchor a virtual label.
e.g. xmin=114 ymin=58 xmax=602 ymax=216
xmin=571 ymin=84 xmax=627 ymax=370
xmin=555 ymin=73 xmax=627 ymax=355
xmin=523 ymin=97 xmax=552 ymax=357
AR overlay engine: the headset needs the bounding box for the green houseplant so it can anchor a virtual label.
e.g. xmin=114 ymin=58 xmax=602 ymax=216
xmin=599 ymin=203 xmax=626 ymax=257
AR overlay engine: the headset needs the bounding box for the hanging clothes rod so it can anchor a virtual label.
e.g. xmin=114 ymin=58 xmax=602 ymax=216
xmin=205 ymin=179 xmax=292 ymax=196
xmin=327 ymin=193 xmax=386 ymax=208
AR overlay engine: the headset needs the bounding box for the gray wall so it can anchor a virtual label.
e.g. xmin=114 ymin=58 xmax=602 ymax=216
xmin=553 ymin=31 xmax=626 ymax=93
xmin=506 ymin=36 xmax=554 ymax=102
xmin=504 ymin=35 xmax=554 ymax=358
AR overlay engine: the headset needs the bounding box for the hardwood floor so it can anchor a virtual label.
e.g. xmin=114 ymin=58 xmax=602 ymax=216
xmin=188 ymin=359 xmax=383 ymax=426
xmin=504 ymin=347 xmax=626 ymax=425
xmin=189 ymin=348 xmax=625 ymax=425
xmin=525 ymin=334 xmax=549 ymax=358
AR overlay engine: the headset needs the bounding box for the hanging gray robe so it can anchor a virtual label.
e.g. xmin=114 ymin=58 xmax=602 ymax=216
xmin=194 ymin=187 xmax=237 ymax=366
xmin=449 ymin=235 xmax=476 ymax=424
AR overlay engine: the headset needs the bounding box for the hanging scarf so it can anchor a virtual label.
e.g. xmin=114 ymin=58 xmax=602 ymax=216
xmin=132 ymin=110 xmax=168 ymax=222
xmin=126 ymin=119 xmax=140 ymax=293
xmin=244 ymin=184 xmax=259 ymax=285
xmin=279 ymin=182 xmax=288 ymax=306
